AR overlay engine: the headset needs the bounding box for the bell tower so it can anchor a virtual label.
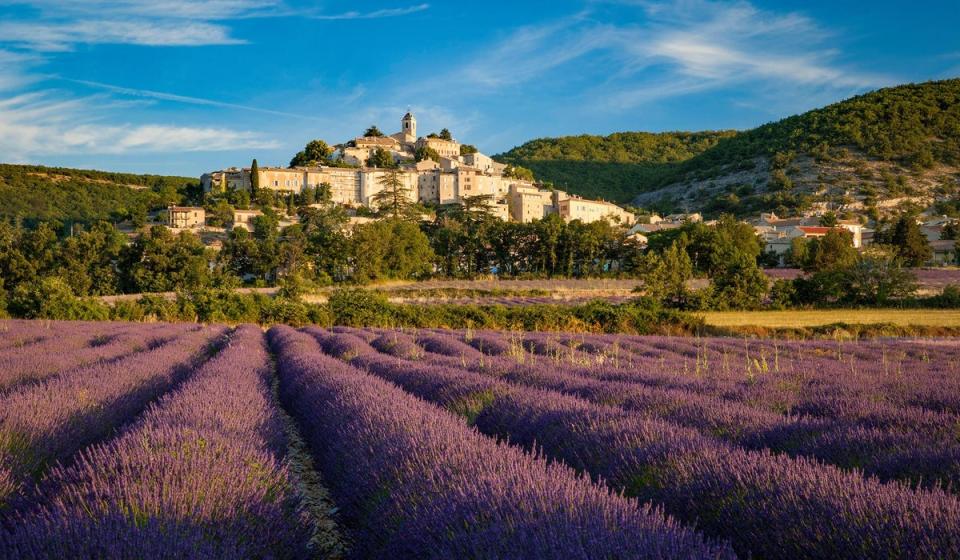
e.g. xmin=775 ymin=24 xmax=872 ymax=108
xmin=402 ymin=111 xmax=416 ymax=140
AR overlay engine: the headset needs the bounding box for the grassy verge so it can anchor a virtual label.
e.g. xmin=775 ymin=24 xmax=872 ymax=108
xmin=701 ymin=309 xmax=960 ymax=328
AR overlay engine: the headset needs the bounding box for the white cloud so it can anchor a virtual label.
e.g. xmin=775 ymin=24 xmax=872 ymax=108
xmin=0 ymin=91 xmax=277 ymax=161
xmin=0 ymin=49 xmax=42 ymax=91
xmin=62 ymin=78 xmax=325 ymax=120
xmin=310 ymin=4 xmax=430 ymax=21
xmin=438 ymin=0 xmax=888 ymax=110
xmin=0 ymin=19 xmax=243 ymax=51
xmin=0 ymin=0 xmax=282 ymax=20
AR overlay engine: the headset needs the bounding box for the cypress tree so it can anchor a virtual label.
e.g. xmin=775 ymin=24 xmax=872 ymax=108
xmin=250 ymin=159 xmax=260 ymax=200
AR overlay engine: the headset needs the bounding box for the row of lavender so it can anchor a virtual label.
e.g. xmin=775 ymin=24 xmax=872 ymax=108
xmin=5 ymin=319 xmax=959 ymax=558
xmin=383 ymin=326 xmax=960 ymax=490
xmin=0 ymin=321 xmax=334 ymax=558
xmin=269 ymin=326 xmax=732 ymax=558
xmin=1 ymin=321 xmax=736 ymax=559
xmin=2 ymin=325 xmax=315 ymax=557
xmin=317 ymin=326 xmax=960 ymax=558
xmin=443 ymin=329 xmax=960 ymax=490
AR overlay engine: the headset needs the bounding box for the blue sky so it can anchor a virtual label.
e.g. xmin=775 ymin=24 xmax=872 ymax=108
xmin=0 ymin=0 xmax=957 ymax=177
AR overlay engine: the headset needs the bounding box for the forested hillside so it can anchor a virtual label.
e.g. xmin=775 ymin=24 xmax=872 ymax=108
xmin=495 ymin=131 xmax=736 ymax=202
xmin=497 ymin=79 xmax=960 ymax=215
xmin=0 ymin=164 xmax=198 ymax=227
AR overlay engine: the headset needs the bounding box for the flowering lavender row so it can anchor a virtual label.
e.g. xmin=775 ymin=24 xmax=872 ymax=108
xmin=0 ymin=320 xmax=93 ymax=351
xmin=455 ymin=328 xmax=960 ymax=438
xmin=272 ymin=326 xmax=733 ymax=560
xmin=0 ymin=321 xmax=125 ymax=361
xmin=0 ymin=325 xmax=228 ymax=513
xmin=0 ymin=322 xmax=193 ymax=392
xmin=336 ymin=339 xmax=960 ymax=559
xmin=378 ymin=328 xmax=960 ymax=489
xmin=1 ymin=325 xmax=314 ymax=559
xmin=369 ymin=331 xmax=423 ymax=359
xmin=304 ymin=326 xmax=379 ymax=361
xmin=505 ymin=354 xmax=960 ymax=489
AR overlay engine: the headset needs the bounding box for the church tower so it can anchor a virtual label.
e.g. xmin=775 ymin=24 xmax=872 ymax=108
xmin=402 ymin=111 xmax=417 ymax=141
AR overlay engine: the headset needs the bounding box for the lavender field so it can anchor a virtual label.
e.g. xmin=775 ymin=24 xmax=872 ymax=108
xmin=2 ymin=320 xmax=960 ymax=558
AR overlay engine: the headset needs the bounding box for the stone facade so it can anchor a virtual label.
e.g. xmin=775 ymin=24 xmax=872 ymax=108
xmin=557 ymin=196 xmax=636 ymax=225
xmin=202 ymin=111 xmax=636 ymax=226
xmin=167 ymin=206 xmax=205 ymax=229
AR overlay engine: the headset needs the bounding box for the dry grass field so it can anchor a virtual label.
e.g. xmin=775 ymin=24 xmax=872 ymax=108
xmin=701 ymin=309 xmax=960 ymax=328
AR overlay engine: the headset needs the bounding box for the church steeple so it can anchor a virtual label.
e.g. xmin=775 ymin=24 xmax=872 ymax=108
xmin=402 ymin=110 xmax=416 ymax=140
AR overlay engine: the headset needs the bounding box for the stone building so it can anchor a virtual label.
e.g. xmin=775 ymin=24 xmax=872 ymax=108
xmin=167 ymin=206 xmax=205 ymax=229
xmin=203 ymin=111 xmax=636 ymax=226
xmin=557 ymin=196 xmax=636 ymax=225
xmin=231 ymin=209 xmax=263 ymax=231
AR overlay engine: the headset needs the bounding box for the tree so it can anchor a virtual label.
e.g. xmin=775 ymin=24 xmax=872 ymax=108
xmin=786 ymin=237 xmax=810 ymax=268
xmin=637 ymin=240 xmax=692 ymax=308
xmin=840 ymin=249 xmax=918 ymax=305
xmin=504 ymin=165 xmax=534 ymax=181
xmin=438 ymin=128 xmax=452 ymax=141
xmin=298 ymin=204 xmax=350 ymax=282
xmin=56 ymin=222 xmax=125 ymax=296
xmin=684 ymin=215 xmax=763 ymax=277
xmin=887 ymin=215 xmax=933 ymax=266
xmin=709 ymin=253 xmax=769 ymax=310
xmin=350 ymin=220 xmax=434 ymax=282
xmin=251 ymin=212 xmax=281 ymax=281
xmin=367 ymin=148 xmax=396 ymax=169
xmin=460 ymin=144 xmax=478 ymax=156
xmin=120 ymin=226 xmax=212 ymax=293
xmin=316 ymin=183 xmax=333 ymax=204
xmin=364 ymin=125 xmax=384 ymax=137
xmin=433 ymin=195 xmax=498 ymax=276
xmin=804 ymin=229 xmax=857 ymax=272
xmin=818 ymin=212 xmax=838 ymax=227
xmin=220 ymin=226 xmax=259 ymax=280
xmin=205 ymin=199 xmax=235 ymax=227
xmin=415 ymin=146 xmax=440 ymax=162
xmin=250 ymin=159 xmax=260 ymax=200
xmin=8 ymin=276 xmax=109 ymax=320
xmin=290 ymin=139 xmax=331 ymax=167
xmin=371 ymin=170 xmax=416 ymax=220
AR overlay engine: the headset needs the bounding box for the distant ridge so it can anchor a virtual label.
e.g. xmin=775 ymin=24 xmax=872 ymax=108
xmin=496 ymin=79 xmax=960 ymax=216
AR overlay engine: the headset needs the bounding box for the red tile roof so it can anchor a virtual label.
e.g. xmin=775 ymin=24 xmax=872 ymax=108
xmin=797 ymin=226 xmax=833 ymax=234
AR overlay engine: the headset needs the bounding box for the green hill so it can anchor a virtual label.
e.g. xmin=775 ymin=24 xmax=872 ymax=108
xmin=0 ymin=164 xmax=198 ymax=227
xmin=495 ymin=131 xmax=737 ymax=202
xmin=497 ymin=79 xmax=960 ymax=212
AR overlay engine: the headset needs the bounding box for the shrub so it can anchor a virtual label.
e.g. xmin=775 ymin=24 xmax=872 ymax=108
xmin=8 ymin=277 xmax=110 ymax=320
xmin=327 ymin=288 xmax=395 ymax=327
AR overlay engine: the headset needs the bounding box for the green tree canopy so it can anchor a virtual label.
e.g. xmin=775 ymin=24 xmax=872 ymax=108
xmin=350 ymin=219 xmax=434 ymax=282
xmin=367 ymin=148 xmax=397 ymax=169
xmin=120 ymin=226 xmax=212 ymax=293
xmin=372 ymin=170 xmax=417 ymax=221
xmin=803 ymin=229 xmax=858 ymax=272
xmin=880 ymin=215 xmax=933 ymax=266
xmin=290 ymin=139 xmax=332 ymax=167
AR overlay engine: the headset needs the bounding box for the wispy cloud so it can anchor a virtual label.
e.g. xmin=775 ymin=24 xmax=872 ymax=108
xmin=0 ymin=0 xmax=282 ymax=20
xmin=0 ymin=91 xmax=277 ymax=161
xmin=431 ymin=0 xmax=888 ymax=111
xmin=310 ymin=4 xmax=430 ymax=21
xmin=61 ymin=78 xmax=326 ymax=120
xmin=0 ymin=19 xmax=243 ymax=51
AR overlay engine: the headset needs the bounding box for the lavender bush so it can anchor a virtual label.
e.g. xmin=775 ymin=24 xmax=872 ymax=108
xmin=1 ymin=325 xmax=313 ymax=558
xmin=271 ymin=326 xmax=733 ymax=560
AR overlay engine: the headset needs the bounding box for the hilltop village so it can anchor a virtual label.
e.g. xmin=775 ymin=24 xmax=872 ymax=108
xmin=200 ymin=112 xmax=635 ymax=225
